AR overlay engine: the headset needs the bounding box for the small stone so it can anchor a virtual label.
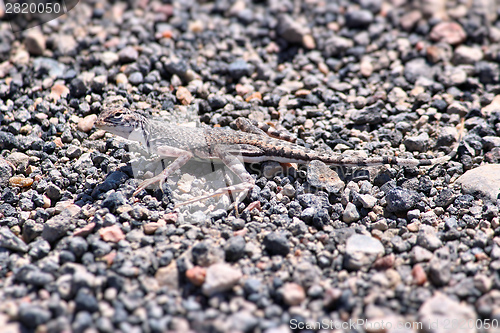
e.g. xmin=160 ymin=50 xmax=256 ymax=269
xmin=100 ymin=51 xmax=119 ymax=67
xmin=429 ymin=22 xmax=467 ymax=45
xmin=128 ymin=72 xmax=143 ymax=85
xmin=228 ymin=59 xmax=253 ymax=80
xmin=277 ymin=14 xmax=308 ymax=44
xmin=456 ymin=164 xmax=500 ymax=203
xmin=143 ymin=222 xmax=160 ymax=235
xmin=186 ymin=266 xmax=206 ymax=286
xmin=99 ymin=225 xmax=125 ymax=243
xmin=453 ymin=45 xmax=483 ymax=65
xmin=412 ymin=264 xmax=427 ymax=286
xmin=419 ymin=293 xmax=476 ymax=333
xmin=307 ymin=160 xmax=345 ymax=194
xmin=18 ymin=304 xmax=51 ymax=329
xmin=66 ymin=145 xmax=83 ymax=159
xmin=55 ymin=34 xmax=77 ymax=56
xmin=404 ymin=132 xmax=429 ymax=152
xmin=400 ymin=10 xmax=422 ymax=31
xmin=386 ymin=187 xmax=421 ymax=213
xmin=436 ymin=126 xmax=459 ymax=147
xmin=6 ymin=152 xmax=29 ymax=168
xmin=101 ymin=191 xmax=126 ymax=212
xmin=177 ymin=174 xmax=195 ymax=193
xmin=116 ymin=73 xmax=128 ymax=85
xmin=41 ymin=210 xmax=75 ymax=242
xmin=410 ymin=246 xmax=433 ymax=263
xmin=77 ymin=114 xmax=97 ymax=132
xmin=261 ymin=161 xmax=283 ymax=179
xmin=9 ymin=176 xmax=33 ymax=188
xmin=358 ymin=194 xmax=377 ymax=209
xmin=176 ymin=86 xmax=194 ymax=105
xmin=344 ymin=234 xmax=384 ymax=270
xmin=343 ymin=202 xmax=360 ymax=223
xmin=405 ymin=58 xmax=433 ymax=83
xmin=282 ymin=283 xmax=306 ymax=306
xmin=263 ymin=232 xmax=290 ymax=256
xmin=24 ymin=30 xmax=46 ymax=56
xmin=388 ymin=87 xmax=408 ymax=105
xmin=0 ymin=227 xmax=29 ymax=252
xmin=417 ymin=226 xmax=442 ymax=251
xmin=45 ymin=184 xmax=62 ymax=201
xmin=202 ymin=263 xmax=242 ymax=296
xmin=118 ymin=46 xmax=139 ymax=63
xmin=345 ymin=9 xmax=373 ymax=28
xmin=225 ymin=236 xmax=246 ymax=262
xmin=49 ymin=83 xmax=70 ymax=101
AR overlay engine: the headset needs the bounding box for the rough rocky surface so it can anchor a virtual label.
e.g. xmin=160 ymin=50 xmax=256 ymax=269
xmin=0 ymin=0 xmax=500 ymax=332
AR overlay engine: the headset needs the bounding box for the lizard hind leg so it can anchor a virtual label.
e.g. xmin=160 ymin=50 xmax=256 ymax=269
xmin=174 ymin=144 xmax=258 ymax=216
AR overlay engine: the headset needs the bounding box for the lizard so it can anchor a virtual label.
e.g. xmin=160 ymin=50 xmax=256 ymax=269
xmin=95 ymin=107 xmax=450 ymax=213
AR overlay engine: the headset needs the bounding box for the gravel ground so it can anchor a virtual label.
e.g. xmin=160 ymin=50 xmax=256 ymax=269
xmin=1 ymin=0 xmax=500 ymax=332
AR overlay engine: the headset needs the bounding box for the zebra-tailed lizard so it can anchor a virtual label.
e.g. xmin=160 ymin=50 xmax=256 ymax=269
xmin=96 ymin=107 xmax=450 ymax=213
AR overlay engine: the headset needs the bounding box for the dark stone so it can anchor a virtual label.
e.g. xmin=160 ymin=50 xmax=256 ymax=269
xmin=263 ymin=232 xmax=290 ymax=256
xmin=225 ymin=236 xmax=246 ymax=262
xmin=386 ymin=187 xmax=422 ymax=213
xmin=228 ymin=59 xmax=254 ymax=80
xmin=70 ymin=78 xmax=87 ymax=97
xmin=345 ymin=9 xmax=374 ymax=28
xmin=75 ymin=289 xmax=99 ymax=313
xmin=101 ymin=191 xmax=126 ymax=213
xmin=18 ymin=304 xmax=51 ymax=329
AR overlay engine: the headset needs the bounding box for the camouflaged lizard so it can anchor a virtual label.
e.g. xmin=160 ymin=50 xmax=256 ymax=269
xmin=95 ymin=107 xmax=450 ymax=212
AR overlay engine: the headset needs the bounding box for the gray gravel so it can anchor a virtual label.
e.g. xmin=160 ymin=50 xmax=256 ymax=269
xmin=1 ymin=0 xmax=500 ymax=332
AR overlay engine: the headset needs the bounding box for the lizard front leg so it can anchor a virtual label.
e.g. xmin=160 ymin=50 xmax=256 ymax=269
xmin=133 ymin=147 xmax=193 ymax=196
xmin=175 ymin=144 xmax=258 ymax=215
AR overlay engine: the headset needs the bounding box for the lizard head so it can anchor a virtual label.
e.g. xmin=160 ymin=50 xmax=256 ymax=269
xmin=96 ymin=108 xmax=147 ymax=138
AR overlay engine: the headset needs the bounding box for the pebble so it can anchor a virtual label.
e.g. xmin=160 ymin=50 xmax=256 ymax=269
xmin=40 ymin=210 xmax=72 ymax=243
xmin=404 ymin=132 xmax=429 ymax=152
xmin=429 ymin=22 xmax=467 ymax=45
xmin=155 ymin=262 xmax=179 ymax=289
xmin=99 ymin=225 xmax=125 ymax=243
xmin=0 ymin=227 xmax=29 ymax=253
xmin=176 ymin=86 xmax=194 ymax=105
xmin=128 ymin=72 xmax=143 ymax=86
xmin=49 ymin=83 xmax=70 ymax=101
xmin=385 ymin=187 xmax=421 ymax=213
xmin=186 ymin=266 xmax=206 ymax=286
xmin=18 ymin=304 xmax=51 ymax=329
xmin=100 ymin=51 xmax=119 ymax=67
xmin=24 ymin=29 xmax=46 ymax=56
xmin=118 ymin=46 xmax=139 ymax=63
xmin=345 ymin=9 xmax=373 ymax=28
xmin=453 ymin=45 xmax=483 ymax=65
xmin=9 ymin=176 xmax=33 ymax=188
xmin=344 ymin=234 xmax=384 ymax=270
xmin=410 ymin=246 xmax=434 ymax=263
xmin=412 ymin=265 xmax=427 ymax=286
xmin=202 ymin=263 xmax=242 ymax=296
xmin=307 ymin=160 xmax=345 ymax=194
xmin=417 ymin=226 xmax=443 ymax=251
xmin=77 ymin=114 xmax=97 ymax=133
xmin=455 ymin=164 xmax=500 ymax=202
xmin=225 ymin=236 xmax=246 ymax=262
xmin=419 ymin=293 xmax=476 ymax=333
xmin=277 ymin=14 xmax=309 ymax=45
xmin=228 ymin=59 xmax=254 ymax=80
xmin=282 ymin=283 xmax=306 ymax=306
xmin=343 ymin=202 xmax=360 ymax=223
xmin=263 ymin=232 xmax=290 ymax=256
